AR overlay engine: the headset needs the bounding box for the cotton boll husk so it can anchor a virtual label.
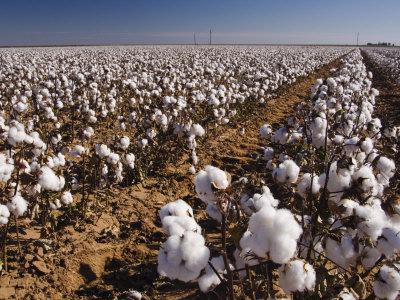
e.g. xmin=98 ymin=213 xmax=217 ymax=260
xmin=162 ymin=215 xmax=201 ymax=236
xmin=373 ymin=265 xmax=400 ymax=300
xmin=7 ymin=194 xmax=28 ymax=217
xmin=278 ymin=259 xmax=316 ymax=293
xmin=159 ymin=199 xmax=193 ymax=220
xmin=0 ymin=204 xmax=10 ymax=224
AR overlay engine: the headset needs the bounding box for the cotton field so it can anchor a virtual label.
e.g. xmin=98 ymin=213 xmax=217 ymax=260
xmin=0 ymin=45 xmax=399 ymax=299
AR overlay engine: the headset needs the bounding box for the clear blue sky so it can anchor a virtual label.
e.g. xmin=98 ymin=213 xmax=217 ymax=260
xmin=0 ymin=0 xmax=399 ymax=46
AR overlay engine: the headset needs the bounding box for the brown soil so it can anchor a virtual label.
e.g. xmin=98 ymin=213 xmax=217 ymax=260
xmin=1 ymin=56 xmax=347 ymax=300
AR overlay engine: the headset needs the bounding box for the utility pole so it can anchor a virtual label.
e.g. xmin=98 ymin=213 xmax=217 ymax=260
xmin=194 ymin=33 xmax=197 ymax=45
xmin=357 ymin=32 xmax=359 ymax=46
xmin=209 ymin=29 xmax=212 ymax=45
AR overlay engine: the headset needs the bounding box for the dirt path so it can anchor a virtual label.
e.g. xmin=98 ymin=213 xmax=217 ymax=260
xmin=0 ymin=56 xmax=346 ymax=300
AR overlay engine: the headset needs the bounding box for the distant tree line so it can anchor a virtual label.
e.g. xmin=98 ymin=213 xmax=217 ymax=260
xmin=366 ymin=42 xmax=396 ymax=46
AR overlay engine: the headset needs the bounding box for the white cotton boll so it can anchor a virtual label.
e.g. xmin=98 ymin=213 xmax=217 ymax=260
xmin=278 ymin=259 xmax=316 ymax=293
xmin=102 ymin=165 xmax=108 ymax=176
xmin=124 ymin=153 xmax=135 ymax=169
xmin=206 ymin=203 xmax=222 ymax=222
xmin=139 ymin=138 xmax=148 ymax=148
xmin=271 ymin=127 xmax=289 ymax=144
xmin=162 ymin=216 xmax=201 ymax=236
xmin=95 ymin=144 xmax=111 ymax=158
xmin=360 ymin=138 xmax=374 ymax=154
xmin=107 ymin=153 xmax=120 ymax=165
xmin=242 ymin=206 xmax=302 ymax=263
xmin=355 ymin=202 xmax=387 ymax=241
xmin=188 ymin=165 xmax=196 ymax=175
xmin=373 ymin=265 xmax=400 ymax=300
xmin=50 ymin=199 xmax=62 ymax=210
xmin=338 ymin=289 xmax=357 ymax=300
xmin=241 ymin=186 xmax=279 ymax=214
xmin=0 ymin=154 xmax=14 ymax=182
xmin=118 ymin=136 xmax=130 ymax=150
xmin=260 ymin=124 xmax=272 ymax=139
xmin=7 ymin=125 xmax=26 ymax=146
xmin=0 ymin=204 xmax=10 ymax=224
xmin=352 ymin=166 xmax=378 ymax=195
xmin=70 ymin=145 xmax=86 ymax=157
xmin=195 ymin=166 xmax=230 ymax=204
xmin=272 ymin=160 xmax=300 ymax=184
xmin=157 ymin=231 xmax=210 ymax=282
xmin=7 ymin=194 xmax=28 ymax=217
xmin=332 ymin=135 xmax=344 ymax=144
xmin=361 ymin=246 xmax=381 ymax=269
xmin=190 ymin=124 xmax=205 ymax=137
xmin=337 ymin=198 xmax=359 ymax=217
xmin=198 ymin=256 xmax=230 ymax=292
xmin=377 ymin=227 xmax=400 ymax=258
xmin=61 ymin=191 xmax=73 ymax=205
xmin=325 ymin=238 xmax=351 ymax=270
xmin=263 ymin=147 xmax=274 ymax=160
xmin=376 ymin=156 xmax=395 ymax=180
xmin=297 ymin=173 xmax=321 ymax=198
xmin=159 ymin=199 xmax=193 ymax=220
xmin=38 ymin=166 xmax=65 ymax=191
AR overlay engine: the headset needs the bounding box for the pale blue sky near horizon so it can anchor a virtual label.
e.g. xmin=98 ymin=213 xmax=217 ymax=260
xmin=0 ymin=0 xmax=399 ymax=46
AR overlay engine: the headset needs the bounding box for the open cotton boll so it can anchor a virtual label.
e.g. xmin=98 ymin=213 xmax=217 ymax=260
xmin=61 ymin=191 xmax=73 ymax=205
xmin=263 ymin=147 xmax=274 ymax=160
xmin=260 ymin=124 xmax=272 ymax=139
xmin=360 ymin=138 xmax=374 ymax=154
xmin=272 ymin=160 xmax=300 ymax=184
xmin=241 ymin=186 xmax=279 ymax=214
xmin=352 ymin=165 xmax=378 ymax=195
xmin=118 ymin=136 xmax=130 ymax=150
xmin=241 ymin=206 xmax=302 ymax=264
xmin=7 ymin=194 xmax=28 ymax=217
xmin=159 ymin=199 xmax=193 ymax=220
xmin=376 ymin=156 xmax=395 ymax=180
xmin=38 ymin=166 xmax=65 ymax=191
xmin=50 ymin=199 xmax=62 ymax=210
xmin=355 ymin=202 xmax=387 ymax=241
xmin=373 ymin=265 xmax=400 ymax=300
xmin=0 ymin=204 xmax=10 ymax=224
xmin=338 ymin=289 xmax=357 ymax=300
xmin=361 ymin=246 xmax=382 ymax=269
xmin=158 ymin=231 xmax=210 ymax=282
xmin=124 ymin=153 xmax=135 ymax=169
xmin=297 ymin=173 xmax=321 ymax=198
xmin=188 ymin=165 xmax=196 ymax=174
xmin=278 ymin=259 xmax=316 ymax=293
xmin=195 ymin=166 xmax=230 ymax=204
xmin=107 ymin=153 xmax=120 ymax=165
xmin=190 ymin=124 xmax=205 ymax=137
xmin=198 ymin=256 xmax=230 ymax=293
xmin=162 ymin=215 xmax=201 ymax=236
xmin=206 ymin=203 xmax=222 ymax=222
xmin=324 ymin=236 xmax=357 ymax=270
xmin=70 ymin=145 xmax=86 ymax=157
xmin=0 ymin=154 xmax=14 ymax=182
xmin=377 ymin=227 xmax=400 ymax=258
xmin=95 ymin=144 xmax=111 ymax=158
xmin=7 ymin=125 xmax=26 ymax=146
